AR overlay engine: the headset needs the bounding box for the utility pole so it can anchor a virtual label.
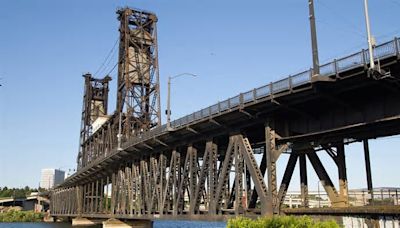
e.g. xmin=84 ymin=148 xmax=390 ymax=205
xmin=363 ymin=0 xmax=375 ymax=70
xmin=309 ymin=0 xmax=320 ymax=76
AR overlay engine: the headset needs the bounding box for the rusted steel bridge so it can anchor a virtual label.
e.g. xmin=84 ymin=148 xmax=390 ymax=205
xmin=51 ymin=6 xmax=400 ymax=225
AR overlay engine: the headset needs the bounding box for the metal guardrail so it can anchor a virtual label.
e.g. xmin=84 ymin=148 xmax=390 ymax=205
xmin=76 ymin=38 xmax=399 ymax=170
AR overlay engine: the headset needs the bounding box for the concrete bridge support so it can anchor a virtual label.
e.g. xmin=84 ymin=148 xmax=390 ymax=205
xmin=72 ymin=217 xmax=103 ymax=226
xmin=103 ymin=219 xmax=153 ymax=228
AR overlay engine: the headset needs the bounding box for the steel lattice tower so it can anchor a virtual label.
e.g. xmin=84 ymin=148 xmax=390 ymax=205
xmin=77 ymin=73 xmax=111 ymax=169
xmin=116 ymin=8 xmax=161 ymax=138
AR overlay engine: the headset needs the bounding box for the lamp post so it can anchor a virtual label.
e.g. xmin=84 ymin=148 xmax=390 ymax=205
xmin=166 ymin=73 xmax=197 ymax=130
xmin=308 ymin=0 xmax=320 ymax=76
xmin=363 ymin=0 xmax=375 ymax=70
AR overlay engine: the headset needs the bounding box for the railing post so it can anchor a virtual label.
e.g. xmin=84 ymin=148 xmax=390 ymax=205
xmin=396 ymin=190 xmax=399 ymax=205
xmin=395 ymin=37 xmax=399 ymax=59
xmin=288 ymin=75 xmax=293 ymax=91
xmin=218 ymin=102 xmax=221 ymax=113
xmin=309 ymin=68 xmax=313 ymax=80
xmin=334 ymin=59 xmax=339 ymax=78
xmin=239 ymin=93 xmax=244 ymax=108
xmin=253 ymin=88 xmax=256 ymax=101
xmin=269 ymin=82 xmax=273 ymax=97
xmin=362 ymin=49 xmax=368 ymax=70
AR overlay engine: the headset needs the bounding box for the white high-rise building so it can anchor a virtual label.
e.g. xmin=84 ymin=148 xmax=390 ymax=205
xmin=40 ymin=169 xmax=65 ymax=189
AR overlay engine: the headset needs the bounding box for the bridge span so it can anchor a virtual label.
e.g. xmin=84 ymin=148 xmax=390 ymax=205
xmin=50 ymin=7 xmax=400 ymax=227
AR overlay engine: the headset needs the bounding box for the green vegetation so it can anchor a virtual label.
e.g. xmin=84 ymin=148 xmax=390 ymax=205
xmin=0 ymin=187 xmax=44 ymax=198
xmin=0 ymin=210 xmax=44 ymax=222
xmin=227 ymin=216 xmax=339 ymax=228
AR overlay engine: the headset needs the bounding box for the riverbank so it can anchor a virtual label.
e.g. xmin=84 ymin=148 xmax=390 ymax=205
xmin=0 ymin=209 xmax=44 ymax=222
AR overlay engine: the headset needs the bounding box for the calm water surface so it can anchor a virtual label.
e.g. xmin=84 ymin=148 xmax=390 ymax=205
xmin=0 ymin=221 xmax=226 ymax=228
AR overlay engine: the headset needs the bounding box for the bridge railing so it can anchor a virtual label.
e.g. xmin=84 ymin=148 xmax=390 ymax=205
xmin=107 ymin=38 xmax=398 ymax=165
xmin=166 ymin=38 xmax=398 ymax=128
xmin=120 ymin=38 xmax=399 ymax=151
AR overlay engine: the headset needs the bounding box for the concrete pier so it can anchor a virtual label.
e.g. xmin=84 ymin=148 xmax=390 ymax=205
xmin=103 ymin=218 xmax=153 ymax=228
xmin=72 ymin=217 xmax=103 ymax=226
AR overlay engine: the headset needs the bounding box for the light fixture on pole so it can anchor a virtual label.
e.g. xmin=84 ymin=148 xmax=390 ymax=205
xmin=166 ymin=73 xmax=197 ymax=130
xmin=363 ymin=0 xmax=376 ymax=70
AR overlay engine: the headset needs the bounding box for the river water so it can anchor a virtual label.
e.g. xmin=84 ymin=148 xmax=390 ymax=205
xmin=0 ymin=221 xmax=227 ymax=228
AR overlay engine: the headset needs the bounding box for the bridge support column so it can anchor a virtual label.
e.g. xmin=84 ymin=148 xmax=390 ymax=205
xmin=336 ymin=143 xmax=348 ymax=206
xmin=299 ymin=153 xmax=309 ymax=208
xmin=265 ymin=120 xmax=287 ymax=214
xmin=103 ymin=218 xmax=153 ymax=228
xmin=72 ymin=217 xmax=103 ymax=226
xmin=363 ymin=139 xmax=374 ymax=202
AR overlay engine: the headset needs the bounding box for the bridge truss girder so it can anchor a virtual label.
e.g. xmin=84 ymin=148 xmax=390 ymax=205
xmin=52 ymin=133 xmax=273 ymax=217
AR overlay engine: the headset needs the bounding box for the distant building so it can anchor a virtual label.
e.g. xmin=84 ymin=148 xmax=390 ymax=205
xmin=40 ymin=169 xmax=65 ymax=189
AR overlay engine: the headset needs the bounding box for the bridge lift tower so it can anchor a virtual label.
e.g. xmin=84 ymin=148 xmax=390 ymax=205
xmin=77 ymin=8 xmax=161 ymax=169
xmin=77 ymin=74 xmax=111 ymax=169
xmin=116 ymin=8 xmax=161 ymax=139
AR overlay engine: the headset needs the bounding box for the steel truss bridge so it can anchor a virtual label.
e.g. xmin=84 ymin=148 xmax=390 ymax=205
xmin=51 ymin=7 xmax=400 ymax=226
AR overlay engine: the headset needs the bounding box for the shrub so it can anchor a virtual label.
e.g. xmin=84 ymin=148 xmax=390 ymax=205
xmin=227 ymin=216 xmax=339 ymax=228
xmin=0 ymin=210 xmax=44 ymax=222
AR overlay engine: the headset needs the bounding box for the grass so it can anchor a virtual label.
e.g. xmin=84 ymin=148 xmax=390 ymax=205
xmin=0 ymin=210 xmax=44 ymax=222
xmin=227 ymin=216 xmax=339 ymax=228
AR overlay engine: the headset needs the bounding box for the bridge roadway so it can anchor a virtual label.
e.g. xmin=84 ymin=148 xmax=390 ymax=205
xmin=51 ymin=38 xmax=400 ymax=225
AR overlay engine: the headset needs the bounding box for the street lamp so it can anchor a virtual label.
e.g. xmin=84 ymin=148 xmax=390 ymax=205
xmin=363 ymin=0 xmax=375 ymax=70
xmin=166 ymin=73 xmax=197 ymax=130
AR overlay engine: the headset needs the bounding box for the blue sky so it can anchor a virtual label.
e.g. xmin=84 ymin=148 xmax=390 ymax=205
xmin=0 ymin=0 xmax=400 ymax=191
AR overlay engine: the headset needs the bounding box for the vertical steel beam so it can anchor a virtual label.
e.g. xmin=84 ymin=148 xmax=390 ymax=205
xmin=234 ymin=139 xmax=244 ymax=215
xmin=363 ymin=139 xmax=374 ymax=201
xmin=265 ymin=122 xmax=278 ymax=212
xmin=337 ymin=143 xmax=349 ymax=206
xmin=299 ymin=153 xmax=309 ymax=207
xmin=208 ymin=142 xmax=218 ymax=215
